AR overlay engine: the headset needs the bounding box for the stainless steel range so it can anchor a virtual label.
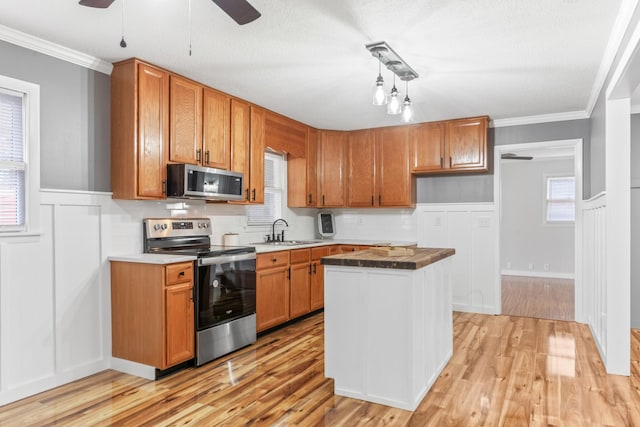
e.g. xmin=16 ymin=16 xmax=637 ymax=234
xmin=143 ymin=218 xmax=256 ymax=366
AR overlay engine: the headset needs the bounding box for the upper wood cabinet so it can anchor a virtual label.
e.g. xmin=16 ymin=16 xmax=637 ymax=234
xmin=263 ymin=111 xmax=306 ymax=157
xmin=318 ymin=130 xmax=348 ymax=207
xmin=376 ymin=126 xmax=415 ymax=207
xmin=231 ymin=102 xmax=264 ymax=204
xmin=288 ymin=127 xmax=318 ymax=207
xmin=347 ymin=130 xmax=376 ymax=207
xmin=412 ymin=116 xmax=489 ymax=174
xmin=111 ymin=59 xmax=169 ymax=200
xmin=169 ymin=75 xmax=203 ymax=164
xmin=202 ymin=88 xmax=231 ymax=169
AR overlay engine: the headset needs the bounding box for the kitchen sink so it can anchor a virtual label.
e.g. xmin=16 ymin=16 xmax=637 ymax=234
xmin=253 ymin=240 xmax=318 ymax=246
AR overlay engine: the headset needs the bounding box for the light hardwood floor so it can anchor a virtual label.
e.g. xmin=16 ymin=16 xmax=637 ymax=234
xmin=1 ymin=312 xmax=639 ymax=426
xmin=502 ymin=275 xmax=575 ymax=321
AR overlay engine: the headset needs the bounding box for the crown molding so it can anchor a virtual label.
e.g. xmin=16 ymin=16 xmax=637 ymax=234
xmin=0 ymin=24 xmax=112 ymax=75
xmin=491 ymin=110 xmax=589 ymax=128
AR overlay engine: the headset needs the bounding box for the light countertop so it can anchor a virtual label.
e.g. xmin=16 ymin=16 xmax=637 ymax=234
xmin=108 ymin=253 xmax=197 ymax=264
xmin=252 ymin=239 xmax=416 ymax=253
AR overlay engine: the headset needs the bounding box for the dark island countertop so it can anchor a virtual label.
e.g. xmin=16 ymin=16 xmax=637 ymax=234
xmin=321 ymin=247 xmax=455 ymax=270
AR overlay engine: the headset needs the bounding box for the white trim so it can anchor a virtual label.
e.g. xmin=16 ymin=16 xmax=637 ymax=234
xmin=491 ymin=111 xmax=588 ymax=128
xmin=110 ymin=358 xmax=156 ymax=381
xmin=494 ymin=139 xmax=583 ymax=320
xmin=586 ymin=0 xmax=639 ymax=115
xmin=0 ymin=24 xmax=112 ymax=75
xmin=501 ymin=270 xmax=575 ymax=280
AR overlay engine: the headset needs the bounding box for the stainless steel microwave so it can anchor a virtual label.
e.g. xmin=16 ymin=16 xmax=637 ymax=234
xmin=166 ymin=164 xmax=244 ymax=201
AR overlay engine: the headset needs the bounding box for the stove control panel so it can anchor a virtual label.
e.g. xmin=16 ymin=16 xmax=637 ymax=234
xmin=144 ymin=218 xmax=212 ymax=239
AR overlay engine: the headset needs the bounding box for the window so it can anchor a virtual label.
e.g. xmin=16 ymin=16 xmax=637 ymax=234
xmin=0 ymin=75 xmax=40 ymax=234
xmin=247 ymin=152 xmax=284 ymax=226
xmin=545 ymin=176 xmax=575 ymax=223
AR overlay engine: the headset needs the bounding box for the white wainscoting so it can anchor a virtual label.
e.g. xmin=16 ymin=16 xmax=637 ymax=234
xmin=416 ymin=203 xmax=499 ymax=314
xmin=0 ymin=189 xmax=111 ymax=405
xmin=581 ymin=192 xmax=607 ymax=365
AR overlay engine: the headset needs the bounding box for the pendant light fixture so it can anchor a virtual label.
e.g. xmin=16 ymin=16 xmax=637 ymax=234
xmin=387 ymin=73 xmax=401 ymax=115
xmin=366 ymin=41 xmax=419 ymax=123
xmin=401 ymin=79 xmax=413 ymax=123
xmin=371 ymin=46 xmax=388 ymax=105
xmin=119 ymin=0 xmax=127 ymax=47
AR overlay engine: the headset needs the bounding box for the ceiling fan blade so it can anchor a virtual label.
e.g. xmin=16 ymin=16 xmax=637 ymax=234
xmin=212 ymin=0 xmax=261 ymax=25
xmin=78 ymin=0 xmax=115 ymax=8
xmin=501 ymin=153 xmax=533 ymax=160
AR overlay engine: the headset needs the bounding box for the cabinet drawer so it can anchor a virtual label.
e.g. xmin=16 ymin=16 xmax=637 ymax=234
xmin=311 ymin=246 xmax=330 ymax=261
xmin=290 ymin=248 xmax=310 ymax=264
xmin=257 ymin=251 xmax=290 ymax=269
xmin=166 ymin=262 xmax=194 ymax=285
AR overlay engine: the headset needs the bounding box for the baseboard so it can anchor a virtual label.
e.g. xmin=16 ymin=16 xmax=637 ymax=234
xmin=452 ymin=303 xmax=499 ymax=315
xmin=111 ymin=357 xmax=156 ymax=380
xmin=501 ymin=269 xmax=575 ymax=279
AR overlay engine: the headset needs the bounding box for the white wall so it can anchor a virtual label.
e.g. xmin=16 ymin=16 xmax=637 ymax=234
xmin=500 ymin=158 xmax=575 ymax=278
xmin=630 ymin=113 xmax=640 ymax=328
xmin=330 ymin=208 xmax=417 ymax=242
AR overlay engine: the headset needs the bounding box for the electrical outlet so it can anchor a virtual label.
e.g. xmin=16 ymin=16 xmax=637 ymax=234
xmin=434 ymin=216 xmax=441 ymax=226
xmin=506 ymin=262 xmax=511 ymax=269
xmin=544 ymin=263 xmax=550 ymax=271
xmin=528 ymin=263 xmax=534 ymax=270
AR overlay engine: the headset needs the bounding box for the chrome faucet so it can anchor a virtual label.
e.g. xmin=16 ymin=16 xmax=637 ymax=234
xmin=272 ymin=218 xmax=288 ymax=242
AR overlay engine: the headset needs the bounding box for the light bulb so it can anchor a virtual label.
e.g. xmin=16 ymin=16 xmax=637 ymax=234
xmin=387 ymin=86 xmax=401 ymax=115
xmin=401 ymin=95 xmax=413 ymax=123
xmin=373 ymin=76 xmax=386 ymax=105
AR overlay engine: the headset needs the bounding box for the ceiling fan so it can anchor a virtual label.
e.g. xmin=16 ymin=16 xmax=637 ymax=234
xmin=78 ymin=0 xmax=261 ymax=25
xmin=501 ymin=153 xmax=533 ymax=160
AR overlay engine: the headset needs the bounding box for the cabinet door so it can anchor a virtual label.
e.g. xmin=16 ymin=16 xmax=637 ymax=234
xmin=249 ymin=106 xmax=265 ymax=204
xmin=412 ymin=122 xmax=446 ymax=173
xmin=169 ymin=75 xmax=202 ymax=164
xmin=376 ymin=127 xmax=414 ymax=207
xmin=230 ymin=99 xmax=251 ymax=201
xmin=290 ymin=263 xmax=311 ymax=318
xmin=445 ymin=116 xmax=488 ymax=171
xmin=347 ymin=130 xmax=376 ymax=207
xmin=307 ymin=128 xmax=318 ymax=206
xmin=165 ymin=282 xmax=194 ymax=367
xmin=310 ymin=246 xmax=330 ymax=310
xmin=202 ymin=88 xmax=231 ymax=169
xmin=318 ymin=131 xmax=347 ymax=207
xmin=137 ymin=63 xmax=169 ymax=198
xmin=256 ymin=267 xmax=289 ymax=332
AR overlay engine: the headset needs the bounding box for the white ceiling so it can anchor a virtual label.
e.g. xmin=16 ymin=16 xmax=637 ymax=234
xmin=0 ymin=0 xmax=625 ymax=130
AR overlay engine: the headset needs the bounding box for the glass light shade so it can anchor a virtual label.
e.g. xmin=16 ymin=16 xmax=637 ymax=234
xmin=373 ymin=76 xmax=387 ymax=106
xmin=387 ymin=86 xmax=401 ymax=115
xmin=401 ymin=96 xmax=413 ymax=123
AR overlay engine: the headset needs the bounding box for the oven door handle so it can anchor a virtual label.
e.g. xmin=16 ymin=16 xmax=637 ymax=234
xmin=198 ymin=252 xmax=256 ymax=266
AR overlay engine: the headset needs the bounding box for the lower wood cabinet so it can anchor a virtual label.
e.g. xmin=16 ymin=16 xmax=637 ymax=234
xmin=256 ymin=251 xmax=290 ymax=332
xmin=338 ymin=245 xmax=370 ymax=253
xmin=289 ymin=249 xmax=312 ymax=318
xmin=111 ymin=261 xmax=194 ymax=370
xmin=310 ymin=246 xmax=338 ymax=310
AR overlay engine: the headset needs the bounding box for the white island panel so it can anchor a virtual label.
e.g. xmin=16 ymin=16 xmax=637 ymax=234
xmin=324 ymin=257 xmax=452 ymax=411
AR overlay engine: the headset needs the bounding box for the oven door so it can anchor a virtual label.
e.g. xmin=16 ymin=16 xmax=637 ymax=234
xmin=195 ymin=253 xmax=256 ymax=330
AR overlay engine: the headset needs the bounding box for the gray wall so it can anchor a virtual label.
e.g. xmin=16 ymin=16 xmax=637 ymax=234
xmin=417 ymin=119 xmax=591 ymax=203
xmin=0 ymin=40 xmax=110 ymax=192
xmin=631 ymin=113 xmax=640 ymax=328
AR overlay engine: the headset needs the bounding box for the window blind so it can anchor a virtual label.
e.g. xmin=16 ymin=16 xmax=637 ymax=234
xmin=546 ymin=176 xmax=575 ymax=222
xmin=247 ymin=152 xmax=283 ymax=226
xmin=0 ymin=89 xmax=26 ymax=229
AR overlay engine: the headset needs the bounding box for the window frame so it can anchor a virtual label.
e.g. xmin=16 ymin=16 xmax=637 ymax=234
xmin=543 ymin=174 xmax=575 ymax=225
xmin=246 ymin=151 xmax=285 ymax=228
xmin=0 ymin=74 xmax=40 ymax=237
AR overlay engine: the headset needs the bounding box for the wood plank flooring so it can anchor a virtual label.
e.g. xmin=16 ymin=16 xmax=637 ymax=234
xmin=2 ymin=312 xmax=639 ymax=426
xmin=502 ymin=275 xmax=575 ymax=321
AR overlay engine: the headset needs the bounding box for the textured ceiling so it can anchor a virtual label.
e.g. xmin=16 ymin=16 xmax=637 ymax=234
xmin=0 ymin=0 xmax=625 ymax=130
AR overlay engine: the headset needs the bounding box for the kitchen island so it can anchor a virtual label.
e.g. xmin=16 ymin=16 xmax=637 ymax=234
xmin=322 ymin=247 xmax=455 ymax=411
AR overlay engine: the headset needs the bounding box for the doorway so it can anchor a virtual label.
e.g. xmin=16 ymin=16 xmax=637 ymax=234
xmin=494 ymin=140 xmax=583 ymax=322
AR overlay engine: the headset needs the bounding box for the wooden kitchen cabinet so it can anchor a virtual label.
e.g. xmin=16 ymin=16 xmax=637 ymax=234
xmin=318 ymin=130 xmax=348 ymax=207
xmin=288 ymin=126 xmax=319 ymax=208
xmin=256 ymin=251 xmax=290 ymax=332
xmin=111 ymin=59 xmax=169 ymax=199
xmin=412 ymin=116 xmax=489 ymax=174
xmin=111 ymin=261 xmax=194 ymax=370
xmin=339 ymin=245 xmax=370 ymax=253
xmin=169 ymin=75 xmax=203 ymax=164
xmin=376 ymin=126 xmax=415 ymax=207
xmin=347 ymin=130 xmax=376 ymax=207
xmin=310 ymin=246 xmax=331 ymax=310
xmin=289 ymin=249 xmax=311 ymax=318
xmin=231 ymin=101 xmax=264 ymax=203
xmin=202 ymin=88 xmax=231 ymax=170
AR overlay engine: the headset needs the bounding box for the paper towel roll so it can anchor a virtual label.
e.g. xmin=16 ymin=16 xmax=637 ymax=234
xmin=223 ymin=233 xmax=239 ymax=246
